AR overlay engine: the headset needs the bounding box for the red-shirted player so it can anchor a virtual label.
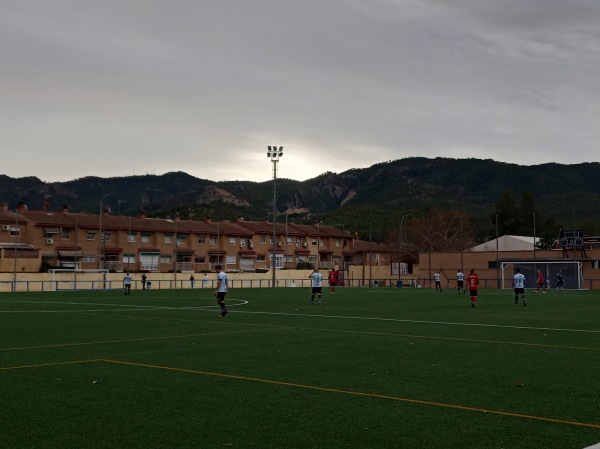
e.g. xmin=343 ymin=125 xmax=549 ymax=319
xmin=328 ymin=269 xmax=338 ymax=294
xmin=535 ymin=270 xmax=547 ymax=293
xmin=466 ymin=269 xmax=480 ymax=308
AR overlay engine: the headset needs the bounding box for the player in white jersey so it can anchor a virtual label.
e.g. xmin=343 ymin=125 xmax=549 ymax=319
xmin=434 ymin=270 xmax=442 ymax=292
xmin=456 ymin=270 xmax=465 ymax=294
xmin=514 ymin=268 xmax=526 ymax=306
xmin=123 ymin=272 xmax=132 ymax=295
xmin=308 ymin=268 xmax=323 ymax=305
xmin=214 ymin=265 xmax=228 ymax=317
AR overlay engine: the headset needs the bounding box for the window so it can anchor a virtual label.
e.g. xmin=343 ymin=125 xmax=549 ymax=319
xmin=160 ymin=255 xmax=172 ymax=264
xmin=312 ymin=239 xmax=317 ymax=246
xmin=10 ymin=226 xmax=20 ymax=237
xmin=60 ymin=228 xmax=70 ymax=239
xmin=128 ymin=233 xmax=136 ymax=243
xmin=81 ymin=255 xmax=95 ymax=263
xmin=87 ymin=232 xmax=96 ymax=240
xmin=198 ymin=236 xmax=205 ymax=244
xmin=122 ymin=254 xmax=135 ymax=264
xmin=287 ymin=237 xmax=292 ymax=244
xmin=141 ymin=233 xmax=151 ymax=244
xmin=209 ymin=236 xmax=217 ymax=245
xmin=272 ymin=253 xmax=284 ymax=269
xmin=164 ymin=234 xmax=173 ymax=244
xmin=229 ymin=237 xmax=236 ymax=246
xmin=226 ymin=256 xmax=236 ymax=265
xmin=140 ymin=253 xmax=159 ymax=271
xmin=176 ymin=235 xmax=187 ymax=246
xmin=195 ymin=256 xmax=205 ymax=263
xmin=100 ymin=232 xmax=111 ymax=243
xmin=335 ymin=239 xmax=340 ymax=247
xmin=260 ymin=235 xmax=266 ymax=244
xmin=257 ymin=255 xmax=266 ymax=261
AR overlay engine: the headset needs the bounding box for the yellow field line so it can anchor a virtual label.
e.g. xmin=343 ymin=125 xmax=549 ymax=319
xmin=293 ymin=327 xmax=600 ymax=352
xmin=0 ymin=328 xmax=284 ymax=352
xmin=101 ymin=358 xmax=600 ymax=430
xmin=0 ymin=359 xmax=100 ymax=371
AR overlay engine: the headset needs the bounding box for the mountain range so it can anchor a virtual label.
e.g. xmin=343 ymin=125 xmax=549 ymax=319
xmin=2 ymin=157 xmax=600 ymax=242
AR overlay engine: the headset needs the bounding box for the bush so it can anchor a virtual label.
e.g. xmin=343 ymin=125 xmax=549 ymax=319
xmin=296 ymin=261 xmax=314 ymax=270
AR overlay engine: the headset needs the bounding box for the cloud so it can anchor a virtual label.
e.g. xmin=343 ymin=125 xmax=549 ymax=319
xmin=1 ymin=0 xmax=600 ymax=183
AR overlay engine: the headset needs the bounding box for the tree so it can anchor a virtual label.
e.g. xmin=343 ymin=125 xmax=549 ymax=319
xmin=398 ymin=209 xmax=475 ymax=261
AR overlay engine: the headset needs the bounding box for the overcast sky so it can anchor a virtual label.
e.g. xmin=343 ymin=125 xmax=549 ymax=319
xmin=2 ymin=0 xmax=600 ymax=184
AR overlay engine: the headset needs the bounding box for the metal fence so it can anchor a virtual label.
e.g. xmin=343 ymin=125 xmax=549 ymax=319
xmin=3 ymin=277 xmax=600 ymax=292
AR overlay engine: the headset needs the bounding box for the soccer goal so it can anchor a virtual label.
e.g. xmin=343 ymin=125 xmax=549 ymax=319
xmin=48 ymin=268 xmax=111 ymax=291
xmin=500 ymin=261 xmax=584 ymax=290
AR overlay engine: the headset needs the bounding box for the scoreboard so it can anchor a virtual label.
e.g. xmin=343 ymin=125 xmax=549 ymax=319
xmin=560 ymin=230 xmax=584 ymax=248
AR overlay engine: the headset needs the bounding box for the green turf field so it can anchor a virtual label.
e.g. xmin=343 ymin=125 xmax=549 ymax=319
xmin=1 ymin=286 xmax=599 ymax=449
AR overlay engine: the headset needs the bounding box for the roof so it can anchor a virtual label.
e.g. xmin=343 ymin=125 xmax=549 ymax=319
xmin=468 ymin=235 xmax=539 ymax=252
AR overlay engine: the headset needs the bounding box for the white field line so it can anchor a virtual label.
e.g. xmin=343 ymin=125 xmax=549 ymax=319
xmin=1 ymin=299 xmax=599 ymax=334
xmin=0 ymin=299 xmax=246 ymax=313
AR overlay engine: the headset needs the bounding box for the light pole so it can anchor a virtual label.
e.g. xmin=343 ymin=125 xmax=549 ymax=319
xmin=399 ymin=212 xmax=414 ymax=280
xmin=316 ymin=220 xmax=322 ymax=269
xmin=98 ymin=192 xmax=114 ymax=270
xmin=174 ymin=215 xmax=178 ymax=288
xmin=12 ymin=208 xmax=18 ymax=292
xmin=267 ymin=146 xmax=283 ymax=287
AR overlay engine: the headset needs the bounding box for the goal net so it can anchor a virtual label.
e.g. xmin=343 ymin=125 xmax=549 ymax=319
xmin=48 ymin=269 xmax=111 ymax=291
xmin=500 ymin=261 xmax=584 ymax=290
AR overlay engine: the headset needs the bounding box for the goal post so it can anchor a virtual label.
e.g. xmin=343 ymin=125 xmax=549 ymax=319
xmin=48 ymin=268 xmax=111 ymax=291
xmin=500 ymin=261 xmax=584 ymax=290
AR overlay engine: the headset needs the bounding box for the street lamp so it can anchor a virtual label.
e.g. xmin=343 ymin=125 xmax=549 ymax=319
xmin=267 ymin=146 xmax=283 ymax=287
xmin=98 ymin=192 xmax=114 ymax=270
xmin=398 ymin=212 xmax=414 ymax=279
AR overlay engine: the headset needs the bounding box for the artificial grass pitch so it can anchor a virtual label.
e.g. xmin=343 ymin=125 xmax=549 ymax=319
xmin=1 ymin=287 xmax=599 ymax=448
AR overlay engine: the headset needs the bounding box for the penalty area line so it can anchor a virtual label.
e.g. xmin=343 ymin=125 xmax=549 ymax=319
xmin=100 ymin=358 xmax=600 ymax=430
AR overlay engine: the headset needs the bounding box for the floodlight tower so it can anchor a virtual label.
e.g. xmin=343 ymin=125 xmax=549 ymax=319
xmin=267 ymin=146 xmax=283 ymax=287
xmin=398 ymin=212 xmax=414 ymax=280
xmin=98 ymin=192 xmax=114 ymax=270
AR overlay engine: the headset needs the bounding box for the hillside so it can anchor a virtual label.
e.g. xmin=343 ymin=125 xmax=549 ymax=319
xmin=2 ymin=157 xmax=600 ymax=242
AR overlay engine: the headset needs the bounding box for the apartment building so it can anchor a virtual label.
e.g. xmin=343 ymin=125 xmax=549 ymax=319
xmin=0 ymin=203 xmax=361 ymax=273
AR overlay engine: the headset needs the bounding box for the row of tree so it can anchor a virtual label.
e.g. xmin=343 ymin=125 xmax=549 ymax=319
xmin=385 ymin=190 xmax=586 ymax=265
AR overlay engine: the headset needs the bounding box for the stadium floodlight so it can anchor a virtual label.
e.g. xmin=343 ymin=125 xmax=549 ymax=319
xmin=98 ymin=192 xmax=114 ymax=270
xmin=398 ymin=212 xmax=414 ymax=280
xmin=267 ymin=146 xmax=283 ymax=287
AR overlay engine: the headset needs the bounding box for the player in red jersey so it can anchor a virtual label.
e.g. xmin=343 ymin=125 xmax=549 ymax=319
xmin=328 ymin=269 xmax=338 ymax=294
xmin=535 ymin=270 xmax=547 ymax=293
xmin=466 ymin=269 xmax=480 ymax=308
